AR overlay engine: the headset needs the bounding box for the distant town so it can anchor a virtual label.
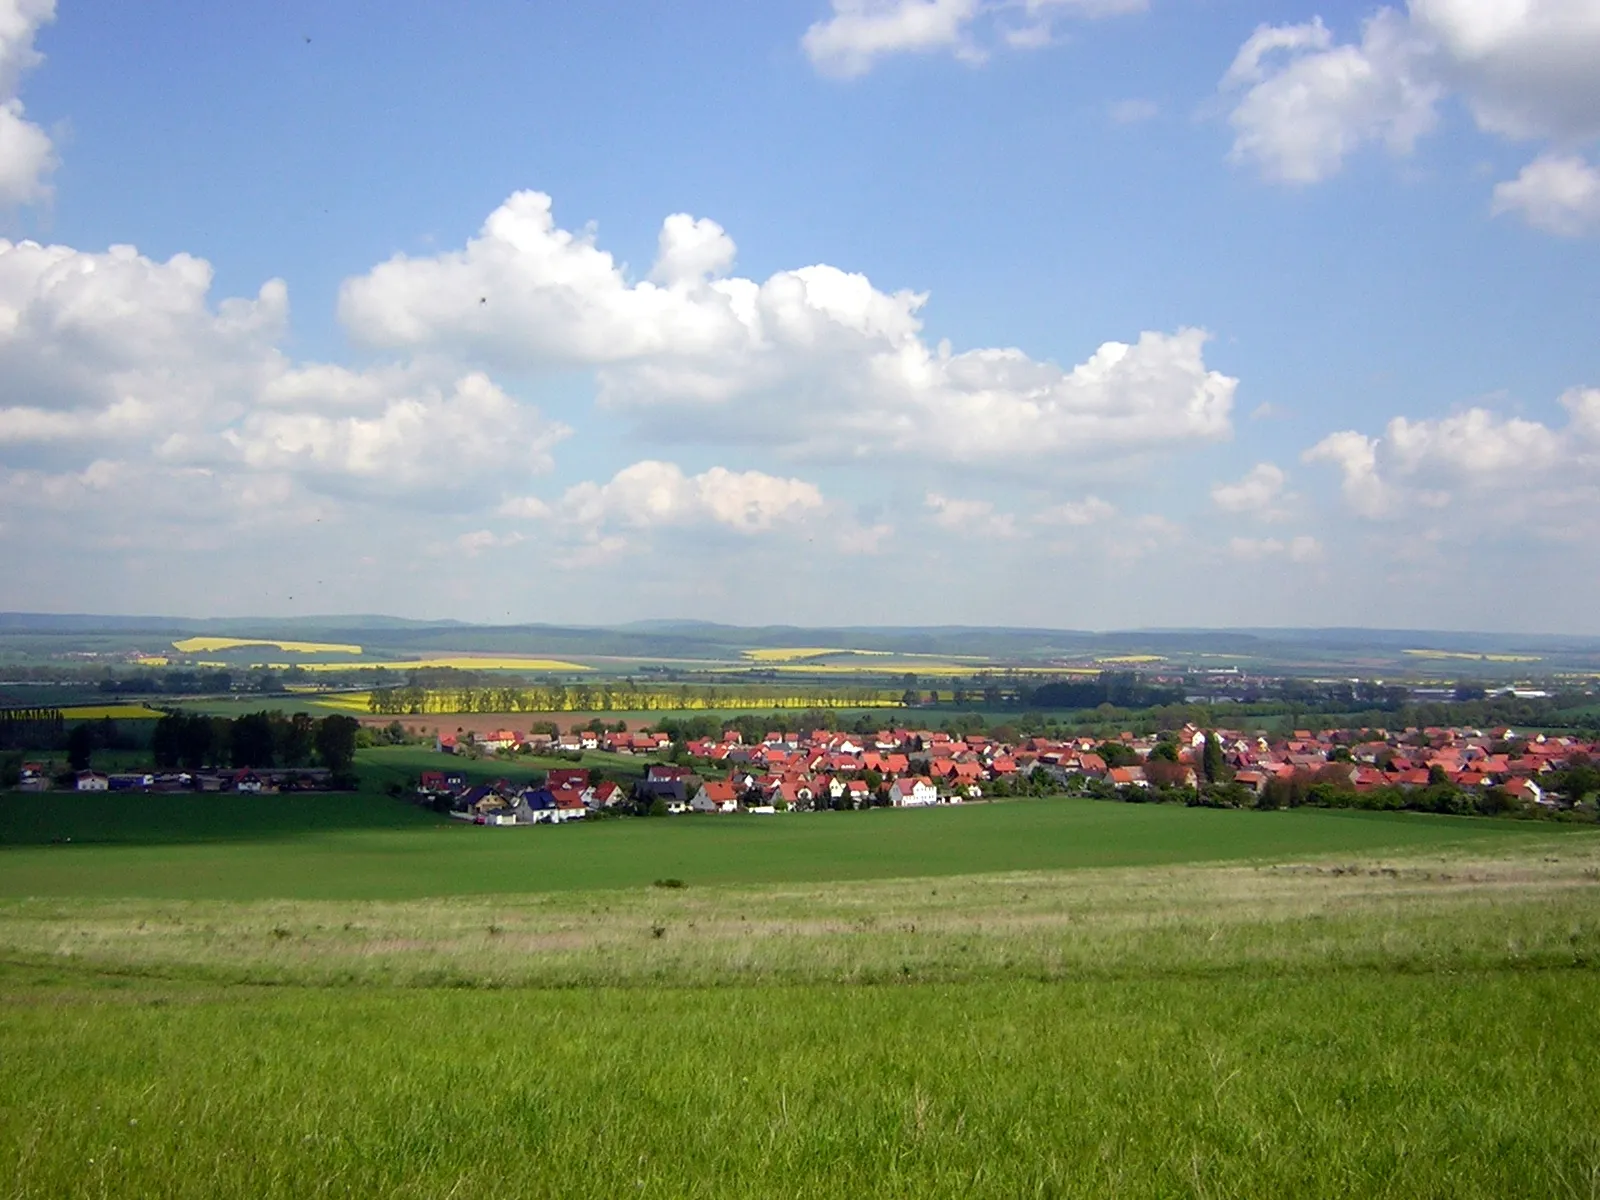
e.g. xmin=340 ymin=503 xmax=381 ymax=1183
xmin=419 ymin=720 xmax=1595 ymax=825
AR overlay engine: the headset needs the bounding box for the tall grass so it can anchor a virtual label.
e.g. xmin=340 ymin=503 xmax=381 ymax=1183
xmin=3 ymin=821 xmax=1598 ymax=1195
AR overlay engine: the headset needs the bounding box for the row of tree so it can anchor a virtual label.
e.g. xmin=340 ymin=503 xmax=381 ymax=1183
xmin=365 ymin=684 xmax=903 ymax=715
xmin=150 ymin=711 xmax=360 ymax=772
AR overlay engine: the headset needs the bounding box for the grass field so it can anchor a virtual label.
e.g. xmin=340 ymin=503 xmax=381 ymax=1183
xmin=3 ymin=794 xmax=1599 ymax=1196
xmin=0 ymin=787 xmax=1587 ymax=901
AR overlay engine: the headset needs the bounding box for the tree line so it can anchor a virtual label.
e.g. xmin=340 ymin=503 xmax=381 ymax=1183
xmin=365 ymin=684 xmax=903 ymax=715
xmin=151 ymin=711 xmax=360 ymax=773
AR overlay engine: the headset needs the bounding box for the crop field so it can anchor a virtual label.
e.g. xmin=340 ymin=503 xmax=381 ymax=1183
xmin=3 ymin=793 xmax=1598 ymax=1196
xmin=56 ymin=704 xmax=167 ymax=721
xmin=295 ymin=656 xmax=593 ymax=673
xmin=742 ymin=646 xmax=890 ymax=662
xmin=170 ymin=637 xmax=364 ymax=655
xmin=1402 ymin=648 xmax=1544 ymax=663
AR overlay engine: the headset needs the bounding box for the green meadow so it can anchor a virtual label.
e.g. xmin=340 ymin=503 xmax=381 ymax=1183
xmin=3 ymin=785 xmax=1599 ymax=1196
xmin=0 ymin=789 xmax=1578 ymax=900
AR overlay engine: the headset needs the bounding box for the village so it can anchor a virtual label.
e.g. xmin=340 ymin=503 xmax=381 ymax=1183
xmin=425 ymin=720 xmax=1597 ymax=824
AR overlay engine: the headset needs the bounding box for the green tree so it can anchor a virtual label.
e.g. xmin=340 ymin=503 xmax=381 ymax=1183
xmin=231 ymin=712 xmax=276 ymax=768
xmin=315 ymin=715 xmax=361 ymax=774
xmin=1201 ymin=733 xmax=1227 ymax=783
xmin=66 ymin=722 xmax=96 ymax=771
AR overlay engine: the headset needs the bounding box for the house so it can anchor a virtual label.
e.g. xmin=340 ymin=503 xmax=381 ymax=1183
xmin=888 ymin=776 xmax=938 ymax=807
xmin=589 ymin=780 xmax=626 ymax=809
xmin=546 ymin=767 xmax=589 ymax=791
xmin=515 ymin=787 xmax=557 ymax=823
xmin=552 ymin=789 xmax=588 ymax=821
xmin=233 ymin=770 xmax=264 ymax=794
xmin=75 ymin=771 xmax=109 ymax=791
xmin=691 ymin=780 xmax=741 ymax=814
xmin=1502 ymin=777 xmax=1547 ymax=805
xmin=1108 ymin=766 xmax=1148 ymax=788
xmin=419 ymin=770 xmax=449 ymax=793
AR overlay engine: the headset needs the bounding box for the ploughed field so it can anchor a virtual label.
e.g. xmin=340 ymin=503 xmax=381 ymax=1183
xmin=2 ymin=793 xmax=1599 ymax=1196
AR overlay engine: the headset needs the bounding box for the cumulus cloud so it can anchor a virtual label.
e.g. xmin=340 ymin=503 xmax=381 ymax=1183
xmin=0 ymin=235 xmax=567 ymax=547
xmin=925 ymin=490 xmax=1018 ymax=537
xmin=560 ymin=461 xmax=824 ymax=534
xmin=489 ymin=460 xmax=839 ymax=565
xmin=0 ymin=0 xmax=56 ymax=205
xmin=1228 ymin=534 xmax=1322 ymax=562
xmin=1220 ymin=12 xmax=1439 ymax=184
xmin=803 ymin=0 xmax=981 ymax=77
xmin=800 ymin=0 xmax=1144 ymax=78
xmin=1304 ymin=388 xmax=1600 ymax=519
xmin=226 ymin=372 xmax=566 ymax=498
xmin=1220 ymin=1 xmax=1600 ymax=207
xmin=1035 ymin=495 xmax=1116 ymax=526
xmin=1210 ymin=462 xmax=1289 ymax=518
xmin=1409 ymin=0 xmax=1600 ymax=141
xmin=340 ymin=191 xmax=1238 ymax=467
xmin=1492 ymin=154 xmax=1600 ymax=236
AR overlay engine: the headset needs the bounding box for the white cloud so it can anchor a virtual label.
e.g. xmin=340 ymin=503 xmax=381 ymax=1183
xmin=1228 ymin=534 xmax=1322 ymax=562
xmin=649 ymin=213 xmax=738 ymax=288
xmin=1221 ymin=13 xmax=1439 ymax=184
xmin=803 ymin=0 xmax=981 ymax=78
xmin=226 ymin=371 xmax=567 ymax=498
xmin=1220 ymin=1 xmax=1600 ymax=195
xmin=1492 ymin=154 xmax=1600 ymax=236
xmin=0 ymin=236 xmax=567 ymax=545
xmin=800 ymin=0 xmax=1144 ymax=78
xmin=1303 ymin=430 xmax=1388 ymax=517
xmin=486 ymin=460 xmax=839 ymax=567
xmin=457 ymin=529 xmax=525 ymax=556
xmin=1210 ymin=462 xmax=1289 ymax=517
xmin=340 ymin=191 xmax=1238 ymax=467
xmin=0 ymin=0 xmax=55 ymax=205
xmin=555 ymin=461 xmax=824 ymax=535
xmin=1409 ymin=0 xmax=1600 ymax=141
xmin=1304 ymin=389 xmax=1600 ymax=519
xmin=1035 ymin=495 xmax=1115 ymax=526
xmin=925 ymin=490 xmax=1018 ymax=537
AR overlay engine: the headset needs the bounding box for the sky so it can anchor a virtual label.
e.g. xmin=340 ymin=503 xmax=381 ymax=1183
xmin=0 ymin=0 xmax=1596 ymax=632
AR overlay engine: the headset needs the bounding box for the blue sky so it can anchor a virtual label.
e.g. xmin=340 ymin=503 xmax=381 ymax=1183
xmin=1 ymin=0 xmax=1597 ymax=630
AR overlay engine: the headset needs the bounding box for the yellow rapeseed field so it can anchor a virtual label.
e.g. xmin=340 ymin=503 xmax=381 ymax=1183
xmin=742 ymin=647 xmax=888 ymax=662
xmin=296 ymin=656 xmax=591 ymax=673
xmin=59 ymin=705 xmax=166 ymax=720
xmin=1096 ymin=654 xmax=1165 ymax=664
xmin=171 ymin=637 xmax=364 ymax=655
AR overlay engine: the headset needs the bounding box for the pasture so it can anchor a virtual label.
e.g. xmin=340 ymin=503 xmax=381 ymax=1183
xmin=0 ymin=791 xmax=1581 ymax=901
xmin=3 ymin=793 xmax=1598 ymax=1196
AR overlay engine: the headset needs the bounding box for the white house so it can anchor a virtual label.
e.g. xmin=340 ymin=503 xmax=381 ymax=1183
xmin=691 ymin=781 xmax=740 ymax=813
xmin=75 ymin=771 xmax=109 ymax=791
xmin=888 ymin=777 xmax=938 ymax=807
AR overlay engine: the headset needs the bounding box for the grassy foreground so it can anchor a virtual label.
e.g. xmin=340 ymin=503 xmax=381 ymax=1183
xmin=3 ymin=802 xmax=1599 ymax=1196
xmin=0 ymin=792 xmax=1585 ymax=900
